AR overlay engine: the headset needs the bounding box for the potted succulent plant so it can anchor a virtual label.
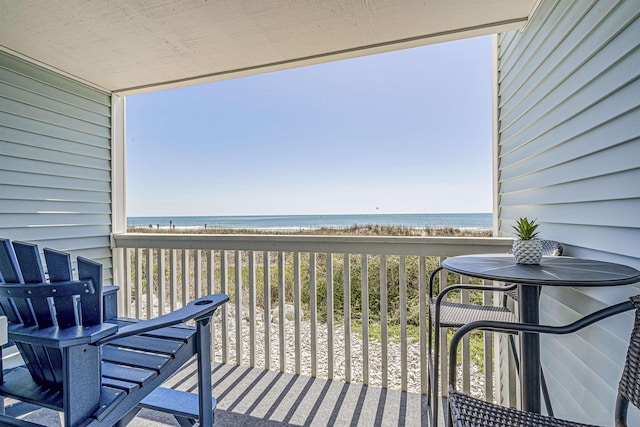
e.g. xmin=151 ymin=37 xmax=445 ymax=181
xmin=512 ymin=217 xmax=543 ymax=264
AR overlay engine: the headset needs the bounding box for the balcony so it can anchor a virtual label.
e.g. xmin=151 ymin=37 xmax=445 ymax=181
xmin=102 ymin=233 xmax=512 ymax=425
xmin=1 ymin=0 xmax=638 ymax=425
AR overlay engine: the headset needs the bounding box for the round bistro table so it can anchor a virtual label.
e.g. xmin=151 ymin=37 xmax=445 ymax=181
xmin=441 ymin=254 xmax=640 ymax=414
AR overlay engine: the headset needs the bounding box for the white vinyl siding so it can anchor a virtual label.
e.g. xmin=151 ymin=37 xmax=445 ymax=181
xmin=0 ymin=50 xmax=113 ymax=282
xmin=495 ymin=0 xmax=640 ymax=424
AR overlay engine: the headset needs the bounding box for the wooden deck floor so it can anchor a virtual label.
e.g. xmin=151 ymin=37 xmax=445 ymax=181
xmin=13 ymin=361 xmax=433 ymax=426
xmin=164 ymin=361 xmax=431 ymax=426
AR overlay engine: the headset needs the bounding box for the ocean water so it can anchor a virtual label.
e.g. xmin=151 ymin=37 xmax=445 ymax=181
xmin=128 ymin=213 xmax=492 ymax=230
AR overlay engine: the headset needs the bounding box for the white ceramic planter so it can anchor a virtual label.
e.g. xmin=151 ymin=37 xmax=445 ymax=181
xmin=513 ymin=239 xmax=543 ymax=264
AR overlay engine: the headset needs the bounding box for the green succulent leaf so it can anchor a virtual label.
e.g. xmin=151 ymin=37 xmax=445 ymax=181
xmin=512 ymin=217 xmax=540 ymax=240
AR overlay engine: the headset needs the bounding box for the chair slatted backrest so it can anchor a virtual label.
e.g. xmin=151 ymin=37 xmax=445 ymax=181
xmin=0 ymin=240 xmax=102 ymax=388
xmin=42 ymin=249 xmax=103 ymax=327
xmin=12 ymin=241 xmax=46 ymax=283
xmin=42 ymin=247 xmax=73 ymax=282
xmin=0 ymin=239 xmax=24 ymax=284
xmin=12 ymin=241 xmax=52 ymax=328
xmin=42 ymin=247 xmax=81 ymax=327
xmin=0 ymin=239 xmax=31 ymax=325
xmin=0 ymin=240 xmax=56 ymax=385
xmin=76 ymin=256 xmax=103 ymax=325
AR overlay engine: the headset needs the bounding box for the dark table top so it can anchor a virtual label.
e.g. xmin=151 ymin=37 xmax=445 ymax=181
xmin=441 ymin=253 xmax=640 ymax=287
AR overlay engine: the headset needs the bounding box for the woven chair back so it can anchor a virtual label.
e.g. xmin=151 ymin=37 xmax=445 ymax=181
xmin=619 ymin=294 xmax=640 ymax=410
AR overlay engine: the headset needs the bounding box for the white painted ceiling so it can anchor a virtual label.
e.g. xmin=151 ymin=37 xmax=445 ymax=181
xmin=1 ymin=0 xmax=539 ymax=94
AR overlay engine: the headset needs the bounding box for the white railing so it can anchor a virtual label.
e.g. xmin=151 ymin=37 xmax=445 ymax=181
xmin=111 ymin=233 xmax=512 ymax=398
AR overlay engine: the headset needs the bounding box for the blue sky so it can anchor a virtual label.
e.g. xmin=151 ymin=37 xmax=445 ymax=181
xmin=126 ymin=36 xmax=493 ymax=216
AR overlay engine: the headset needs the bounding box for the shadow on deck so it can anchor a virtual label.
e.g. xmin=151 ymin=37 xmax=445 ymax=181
xmin=14 ymin=361 xmax=432 ymax=426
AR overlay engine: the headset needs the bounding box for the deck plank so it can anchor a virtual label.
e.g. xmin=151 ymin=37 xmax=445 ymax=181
xmin=165 ymin=362 xmax=431 ymax=427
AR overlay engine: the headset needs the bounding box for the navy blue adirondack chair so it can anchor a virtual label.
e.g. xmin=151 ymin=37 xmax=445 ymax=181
xmin=0 ymin=238 xmax=229 ymax=426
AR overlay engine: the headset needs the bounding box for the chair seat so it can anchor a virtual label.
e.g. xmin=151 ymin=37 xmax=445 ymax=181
xmin=429 ymin=300 xmax=517 ymax=328
xmin=449 ymin=389 xmax=598 ymax=427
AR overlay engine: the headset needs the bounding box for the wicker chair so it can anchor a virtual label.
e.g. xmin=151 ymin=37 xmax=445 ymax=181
xmin=447 ymin=295 xmax=640 ymax=427
xmin=428 ymin=241 xmax=563 ymax=424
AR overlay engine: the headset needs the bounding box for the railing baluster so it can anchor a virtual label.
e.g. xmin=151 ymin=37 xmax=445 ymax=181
xmin=208 ymin=250 xmax=215 ymax=294
xmin=344 ymin=253 xmax=351 ymax=383
xmin=309 ymin=252 xmax=317 ymax=378
xmin=158 ymin=249 xmax=165 ymax=316
xmin=135 ymin=248 xmax=142 ymax=318
xmin=182 ymin=249 xmax=189 ymax=307
xmin=400 ymin=255 xmax=407 ymax=391
xmin=294 ymin=252 xmax=301 ymax=375
xmin=483 ymin=280 xmax=494 ymax=401
xmin=419 ymin=256 xmax=428 ymax=394
xmin=327 ymin=253 xmax=334 ymax=380
xmin=123 ymin=248 xmax=131 ymax=318
xmin=146 ymin=248 xmax=153 ymax=319
xmin=170 ymin=249 xmax=177 ymax=311
xmin=235 ymin=250 xmax=243 ymax=365
xmin=278 ymin=252 xmax=286 ymax=372
xmin=461 ymin=274 xmax=470 ymax=394
xmin=195 ymin=250 xmax=202 ymax=299
xmin=249 ymin=251 xmax=256 ymax=368
xmin=439 ymin=257 xmax=449 ymax=397
xmin=361 ymin=254 xmax=369 ymax=386
xmin=208 ymin=250 xmax=216 ymax=361
xmin=263 ymin=251 xmax=271 ymax=371
xmin=221 ymin=250 xmax=229 ymax=364
xmin=380 ymin=255 xmax=388 ymax=389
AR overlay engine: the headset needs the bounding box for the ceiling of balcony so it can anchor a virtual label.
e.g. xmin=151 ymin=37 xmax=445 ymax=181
xmin=0 ymin=0 xmax=538 ymax=95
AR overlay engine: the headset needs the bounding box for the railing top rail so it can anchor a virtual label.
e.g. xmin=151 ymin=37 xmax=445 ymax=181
xmin=112 ymin=233 xmax=513 ymax=257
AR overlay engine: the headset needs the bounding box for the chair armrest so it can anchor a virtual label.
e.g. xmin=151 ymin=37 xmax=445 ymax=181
xmin=8 ymin=322 xmax=118 ymax=348
xmin=434 ymin=282 xmax=518 ymax=304
xmin=429 ymin=266 xmax=517 ymax=301
xmin=96 ymin=294 xmax=229 ymax=345
xmin=3 ymin=280 xmax=117 ymax=348
xmin=448 ymin=299 xmax=635 ymax=387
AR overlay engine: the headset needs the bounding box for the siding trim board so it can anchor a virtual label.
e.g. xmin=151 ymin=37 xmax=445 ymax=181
xmin=0 ymin=170 xmax=111 ymax=193
xmin=500 ymin=139 xmax=640 ymax=192
xmin=2 ymin=127 xmax=111 ymax=159
xmin=499 ymin=110 xmax=640 ymax=181
xmin=2 ymin=97 xmax=110 ymax=138
xmin=501 ymin=26 xmax=640 ymax=140
xmin=0 ymin=50 xmax=113 ymax=283
xmin=1 ymin=81 xmax=110 ymax=126
xmin=0 ymin=184 xmax=110 ymax=204
xmin=0 ymin=54 xmax=110 ymax=104
xmin=500 ymin=199 xmax=640 ymax=229
xmin=496 ymin=0 xmax=640 ymax=423
xmin=1 ymin=155 xmax=111 ymax=182
xmin=499 ymin=0 xmax=579 ymax=99
xmin=500 ymin=52 xmax=640 ymax=152
xmin=1 ymin=111 xmax=111 ymax=147
xmin=0 ymin=69 xmax=111 ymax=116
xmin=499 ymin=169 xmax=640 ymax=206
xmin=500 ymin=0 xmax=612 ymax=107
xmin=1 ymin=140 xmax=111 ymax=171
xmin=497 ymin=0 xmax=563 ymax=81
